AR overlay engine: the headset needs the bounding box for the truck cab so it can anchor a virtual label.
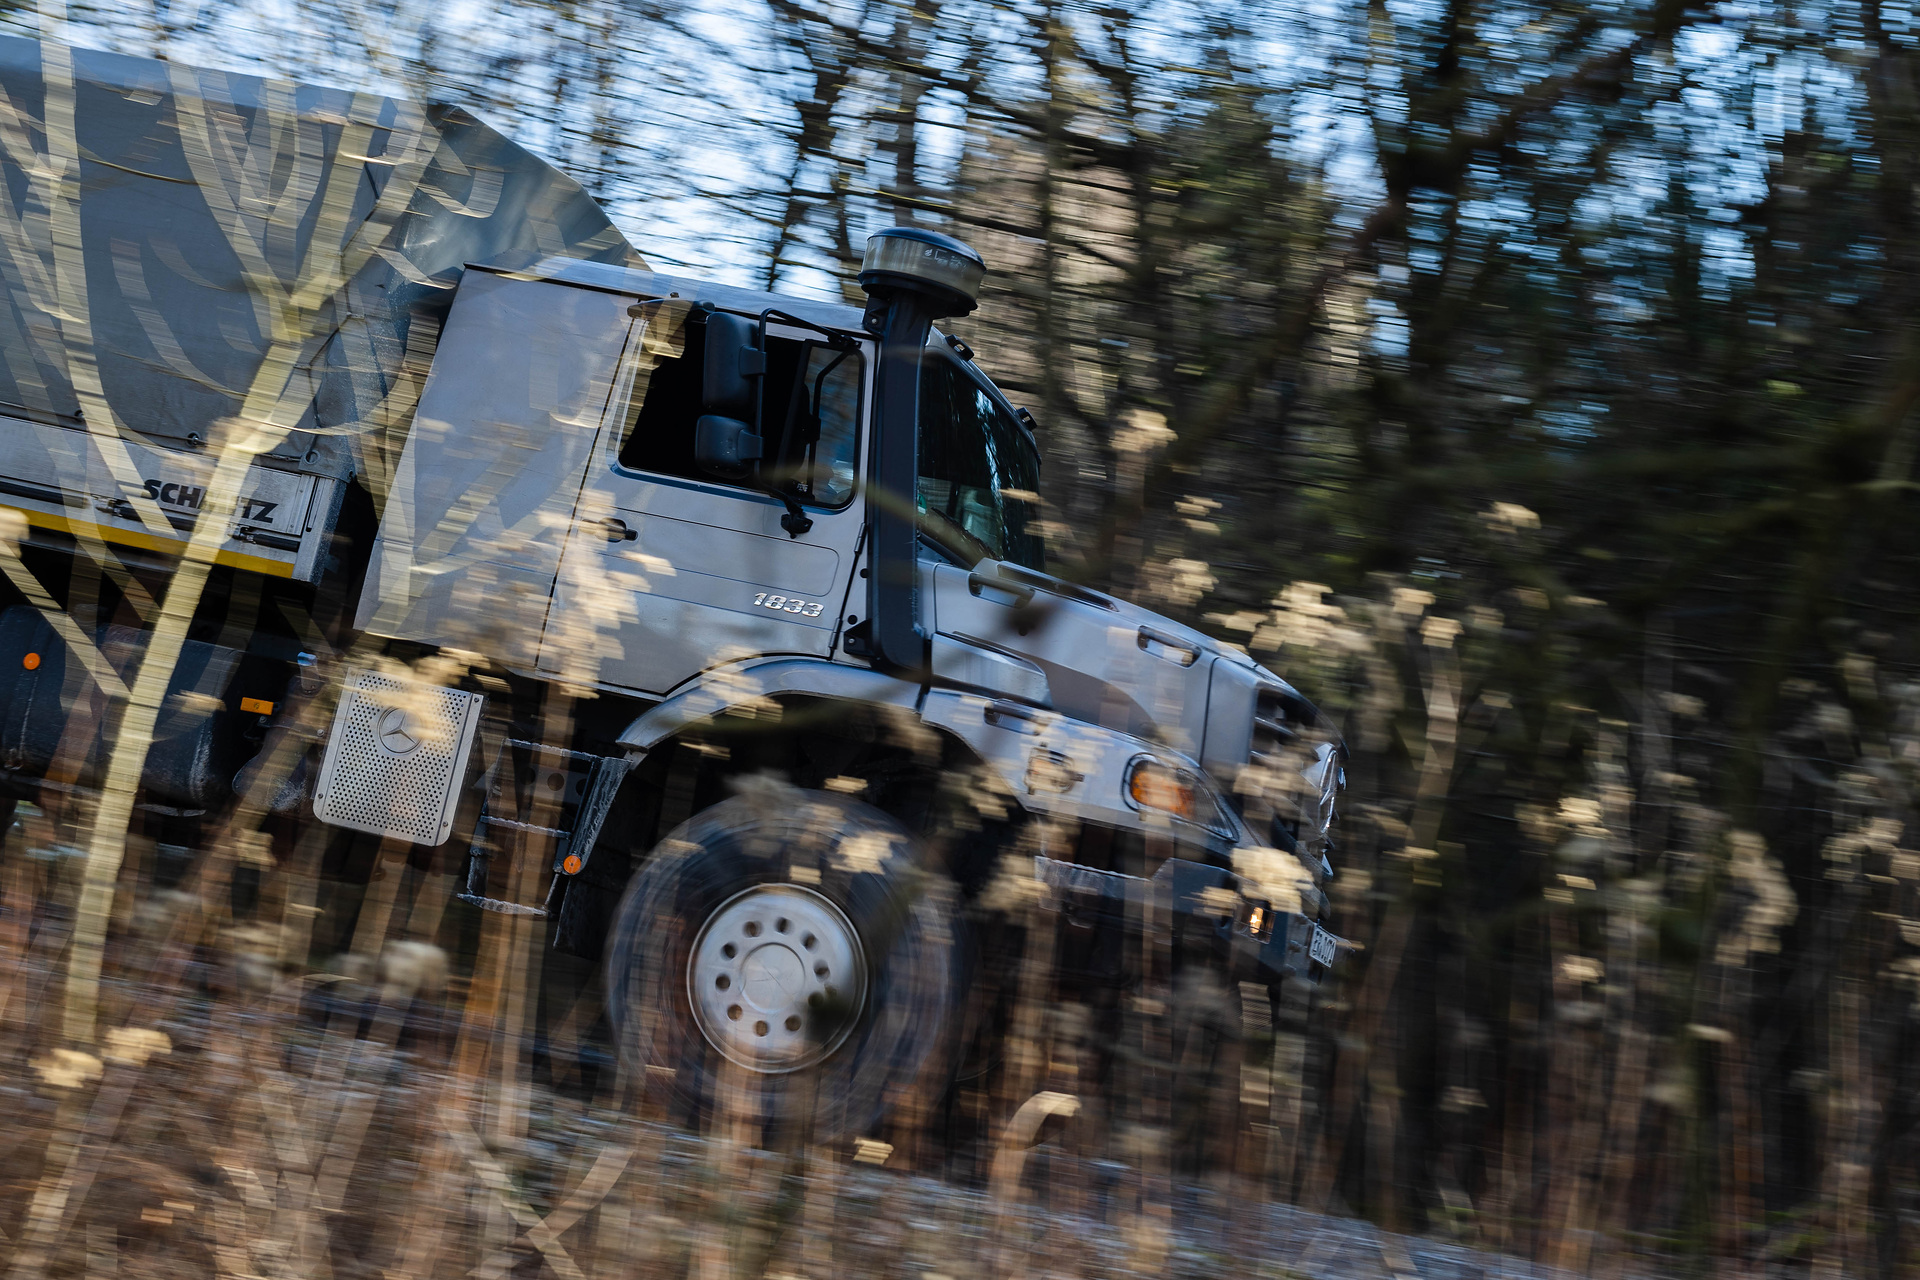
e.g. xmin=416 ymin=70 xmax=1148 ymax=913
xmin=329 ymin=229 xmax=1343 ymax=1142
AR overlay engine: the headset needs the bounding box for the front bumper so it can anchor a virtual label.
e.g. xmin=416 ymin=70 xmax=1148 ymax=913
xmin=1032 ymin=853 xmax=1340 ymax=984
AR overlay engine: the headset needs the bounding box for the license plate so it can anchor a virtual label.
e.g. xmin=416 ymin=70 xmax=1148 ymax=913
xmin=1309 ymin=923 xmax=1338 ymax=967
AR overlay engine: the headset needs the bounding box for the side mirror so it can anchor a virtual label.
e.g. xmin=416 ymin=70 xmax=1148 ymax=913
xmin=694 ymin=415 xmax=762 ymax=480
xmin=702 ymin=312 xmax=764 ymax=419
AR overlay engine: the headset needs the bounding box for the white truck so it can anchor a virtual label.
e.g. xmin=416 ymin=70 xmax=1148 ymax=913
xmin=0 ymin=38 xmax=1342 ymax=1142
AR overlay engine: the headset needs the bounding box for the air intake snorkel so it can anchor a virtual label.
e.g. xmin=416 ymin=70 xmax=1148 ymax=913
xmin=859 ymin=229 xmax=985 ymax=326
xmin=854 ymin=227 xmax=986 ymax=678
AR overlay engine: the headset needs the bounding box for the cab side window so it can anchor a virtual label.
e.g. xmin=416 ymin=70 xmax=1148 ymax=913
xmin=616 ymin=307 xmax=706 ymax=480
xmin=615 ymin=308 xmax=863 ymax=508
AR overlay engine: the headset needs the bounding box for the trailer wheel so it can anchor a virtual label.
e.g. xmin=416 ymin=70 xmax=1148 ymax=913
xmin=604 ymin=789 xmax=959 ymax=1142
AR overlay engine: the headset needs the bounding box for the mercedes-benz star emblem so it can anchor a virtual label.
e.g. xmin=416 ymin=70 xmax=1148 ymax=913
xmin=375 ymin=705 xmax=422 ymax=756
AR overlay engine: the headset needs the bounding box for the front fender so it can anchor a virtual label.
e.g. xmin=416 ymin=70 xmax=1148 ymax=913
xmin=597 ymin=661 xmax=1340 ymax=978
xmin=615 ymin=657 xmax=921 ymax=753
xmin=617 ymin=667 xmax=1250 ymax=859
xmin=919 ymin=688 xmax=1247 ymax=857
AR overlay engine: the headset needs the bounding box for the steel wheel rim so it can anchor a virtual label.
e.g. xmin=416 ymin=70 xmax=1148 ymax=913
xmin=686 ymin=883 xmax=869 ymax=1073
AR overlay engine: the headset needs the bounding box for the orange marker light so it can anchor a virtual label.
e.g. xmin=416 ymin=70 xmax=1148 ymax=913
xmin=561 ymin=854 xmax=584 ymax=876
xmin=22 ymin=652 xmax=39 ymax=670
xmin=1127 ymin=760 xmax=1196 ymax=822
xmin=239 ymin=697 xmax=274 ymax=715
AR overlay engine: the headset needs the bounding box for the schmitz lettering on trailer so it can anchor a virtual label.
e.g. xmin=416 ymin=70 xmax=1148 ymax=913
xmin=140 ymin=479 xmax=278 ymax=524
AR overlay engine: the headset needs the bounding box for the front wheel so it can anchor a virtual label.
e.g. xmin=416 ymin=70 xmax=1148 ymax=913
xmin=604 ymin=788 xmax=959 ymax=1143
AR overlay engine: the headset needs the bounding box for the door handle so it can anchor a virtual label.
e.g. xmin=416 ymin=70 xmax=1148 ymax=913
xmin=968 ymin=565 xmax=1035 ymax=606
xmin=1137 ymin=625 xmax=1200 ymax=667
xmin=600 ymin=517 xmax=637 ymax=543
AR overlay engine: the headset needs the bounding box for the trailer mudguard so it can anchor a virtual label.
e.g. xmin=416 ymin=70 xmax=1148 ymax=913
xmin=0 ymin=605 xmax=280 ymax=808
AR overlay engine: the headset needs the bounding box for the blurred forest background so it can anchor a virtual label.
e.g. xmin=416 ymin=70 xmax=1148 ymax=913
xmin=12 ymin=0 xmax=1920 ymax=1275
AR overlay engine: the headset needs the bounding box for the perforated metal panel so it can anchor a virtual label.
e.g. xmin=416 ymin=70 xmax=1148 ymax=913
xmin=313 ymin=670 xmax=483 ymax=846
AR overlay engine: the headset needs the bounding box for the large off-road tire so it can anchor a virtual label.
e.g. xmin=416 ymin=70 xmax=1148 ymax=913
xmin=604 ymin=787 xmax=960 ymax=1143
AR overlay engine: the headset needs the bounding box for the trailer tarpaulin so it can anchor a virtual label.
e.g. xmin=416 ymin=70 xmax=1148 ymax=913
xmin=0 ymin=36 xmax=635 ymax=510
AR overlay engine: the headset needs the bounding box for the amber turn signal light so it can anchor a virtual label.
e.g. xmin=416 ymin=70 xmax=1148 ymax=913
xmin=1126 ymin=759 xmax=1197 ymax=822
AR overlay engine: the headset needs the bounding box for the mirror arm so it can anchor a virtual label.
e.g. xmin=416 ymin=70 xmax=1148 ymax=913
xmin=762 ymin=338 xmax=853 ymax=539
xmin=803 ymin=346 xmax=851 ymax=449
xmin=726 ymin=312 xmax=812 ymax=536
xmin=759 ymin=308 xmax=858 ymax=348
xmin=695 ymin=309 xmax=848 ymax=538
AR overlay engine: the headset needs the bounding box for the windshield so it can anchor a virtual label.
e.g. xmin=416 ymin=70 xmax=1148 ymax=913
xmin=917 ymin=353 xmax=1044 ymax=569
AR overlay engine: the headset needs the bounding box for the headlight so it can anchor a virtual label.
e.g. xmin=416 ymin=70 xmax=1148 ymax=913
xmin=1124 ymin=756 xmax=1230 ymax=835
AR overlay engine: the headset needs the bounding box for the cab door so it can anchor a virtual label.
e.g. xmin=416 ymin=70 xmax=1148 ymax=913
xmin=356 ymin=271 xmax=631 ymax=666
xmin=538 ymin=303 xmax=871 ymax=695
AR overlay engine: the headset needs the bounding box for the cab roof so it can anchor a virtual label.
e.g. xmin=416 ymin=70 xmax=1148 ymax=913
xmin=516 ymin=257 xmax=871 ymax=336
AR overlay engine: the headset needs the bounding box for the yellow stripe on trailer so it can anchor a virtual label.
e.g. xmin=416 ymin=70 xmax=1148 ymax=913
xmin=8 ymin=505 xmax=297 ymax=579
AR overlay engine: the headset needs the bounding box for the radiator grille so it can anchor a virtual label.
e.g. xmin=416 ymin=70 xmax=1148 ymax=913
xmin=313 ymin=670 xmax=483 ymax=846
xmin=1249 ymin=685 xmax=1301 ymax=768
xmin=1247 ymin=684 xmax=1342 ymax=854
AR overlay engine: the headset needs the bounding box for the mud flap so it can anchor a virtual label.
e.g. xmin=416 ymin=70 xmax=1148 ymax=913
xmin=0 ymin=606 xmax=275 ymax=809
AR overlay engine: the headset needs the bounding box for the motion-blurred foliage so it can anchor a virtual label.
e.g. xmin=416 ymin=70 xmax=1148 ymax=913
xmin=9 ymin=0 xmax=1920 ymax=1275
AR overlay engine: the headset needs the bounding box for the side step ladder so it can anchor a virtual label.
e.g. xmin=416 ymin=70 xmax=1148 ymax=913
xmin=456 ymin=738 xmax=629 ymax=918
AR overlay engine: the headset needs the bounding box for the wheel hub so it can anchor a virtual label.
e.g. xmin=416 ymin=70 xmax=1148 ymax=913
xmin=687 ymin=884 xmax=868 ymax=1072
